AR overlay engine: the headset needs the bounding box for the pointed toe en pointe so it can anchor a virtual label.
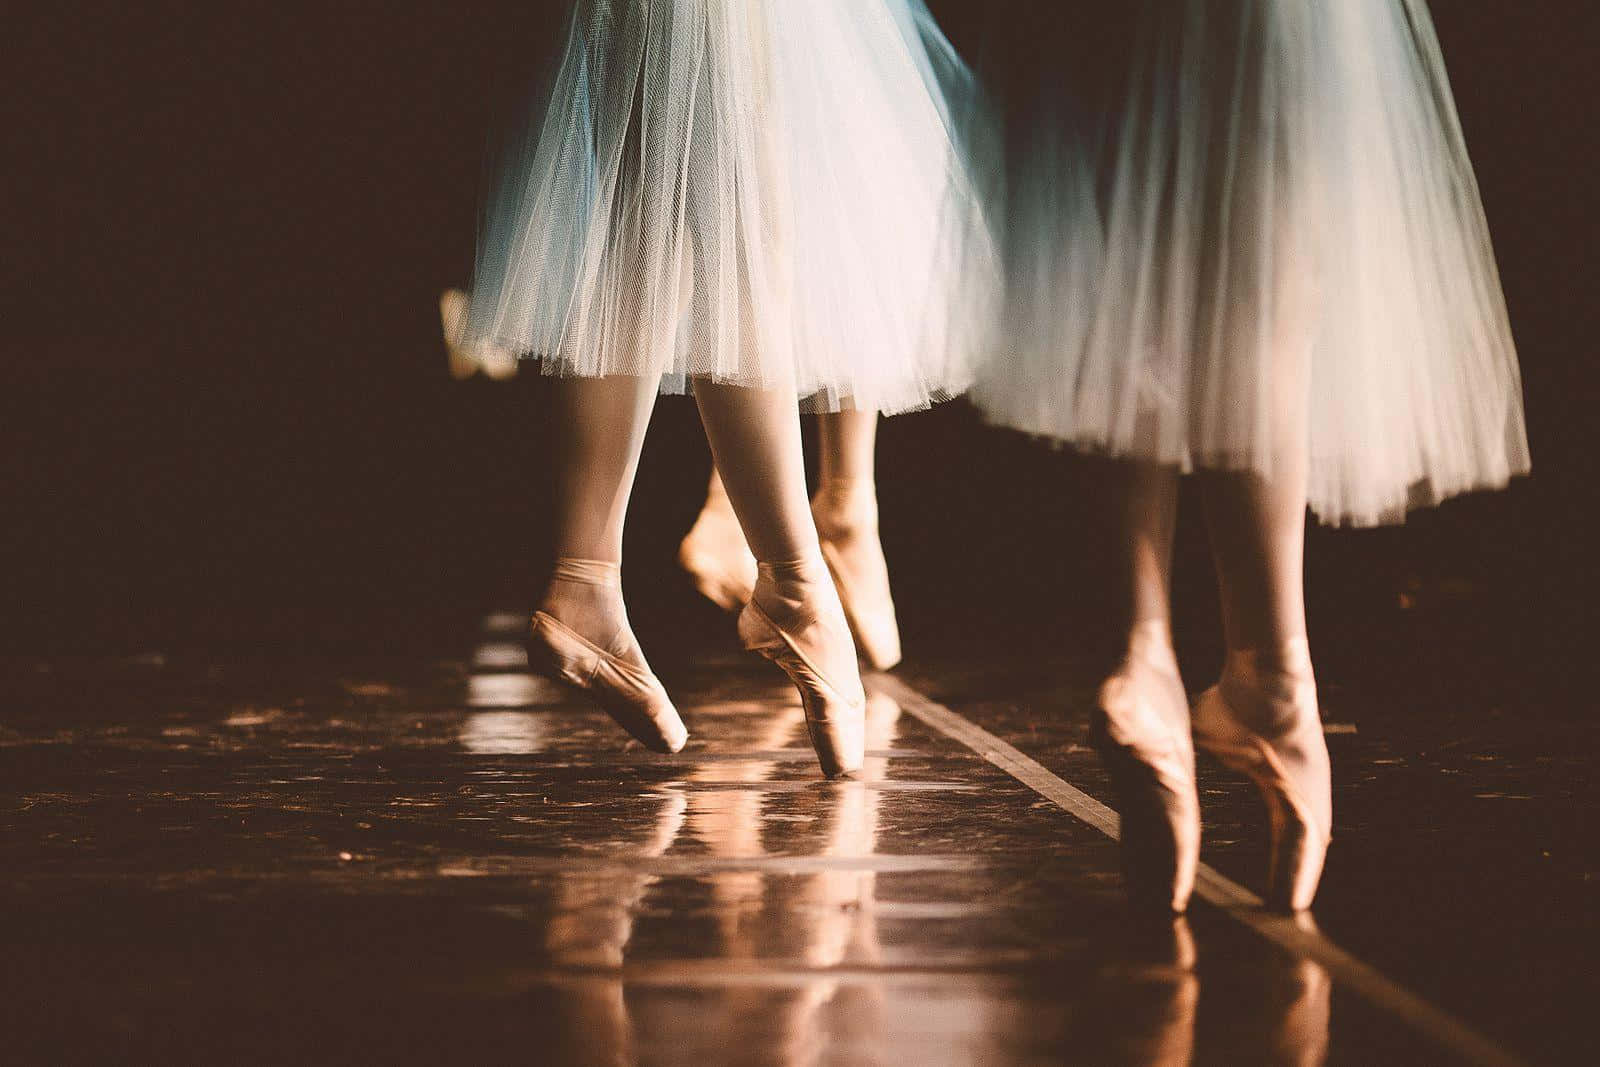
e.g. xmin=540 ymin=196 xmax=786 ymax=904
xmin=818 ymin=537 xmax=902 ymax=671
xmin=1193 ymin=642 xmax=1332 ymax=912
xmin=813 ymin=508 xmax=902 ymax=671
xmin=529 ymin=612 xmax=688 ymax=754
xmin=738 ymin=569 xmax=866 ymax=778
xmin=1092 ymin=626 xmax=1201 ymax=914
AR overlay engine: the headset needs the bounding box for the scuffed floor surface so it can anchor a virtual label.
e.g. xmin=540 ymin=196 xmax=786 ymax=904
xmin=0 ymin=619 xmax=1586 ymax=1064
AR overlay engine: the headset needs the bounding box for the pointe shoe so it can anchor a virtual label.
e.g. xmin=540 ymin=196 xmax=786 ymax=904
xmin=678 ymin=504 xmax=758 ymax=614
xmin=738 ymin=563 xmax=866 ymax=778
xmin=529 ymin=613 xmax=688 ymax=754
xmin=439 ymin=288 xmax=518 ymax=381
xmin=1092 ymin=623 xmax=1200 ymax=913
xmin=527 ymin=560 xmax=688 ymax=755
xmin=812 ymin=497 xmax=901 ymax=671
xmin=1193 ymin=640 xmax=1331 ymax=912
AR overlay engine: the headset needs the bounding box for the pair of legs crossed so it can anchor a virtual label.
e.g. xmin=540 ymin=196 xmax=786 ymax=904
xmin=537 ymin=376 xmax=870 ymax=776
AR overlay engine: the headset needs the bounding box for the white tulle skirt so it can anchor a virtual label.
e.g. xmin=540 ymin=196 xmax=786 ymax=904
xmin=973 ymin=1 xmax=1529 ymax=525
xmin=465 ymin=0 xmax=993 ymax=415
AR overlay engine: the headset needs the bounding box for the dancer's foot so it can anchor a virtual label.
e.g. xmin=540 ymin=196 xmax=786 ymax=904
xmin=738 ymin=557 xmax=866 ymax=777
xmin=439 ymin=288 xmax=517 ymax=381
xmin=678 ymin=487 xmax=758 ymax=613
xmin=812 ymin=480 xmax=902 ymax=670
xmin=1092 ymin=621 xmax=1201 ymax=913
xmin=529 ymin=558 xmax=688 ymax=754
xmin=1193 ymin=639 xmax=1331 ymax=912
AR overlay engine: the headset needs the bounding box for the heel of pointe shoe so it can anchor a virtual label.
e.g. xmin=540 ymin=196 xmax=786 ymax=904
xmin=529 ymin=613 xmax=688 ymax=755
xmin=739 ymin=601 xmax=865 ymax=778
xmin=1193 ymin=687 xmax=1329 ymax=912
xmin=735 ymin=598 xmax=781 ymax=656
xmin=679 ymin=545 xmax=753 ymax=614
xmin=1091 ymin=706 xmax=1199 ymax=914
xmin=678 ymin=509 xmax=756 ymax=614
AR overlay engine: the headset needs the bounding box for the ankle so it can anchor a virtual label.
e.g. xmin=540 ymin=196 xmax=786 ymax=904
xmin=544 ymin=558 xmax=620 ymax=606
xmin=1223 ymin=637 xmax=1313 ymax=684
xmin=549 ymin=557 xmax=622 ymax=588
xmin=756 ymin=554 xmax=831 ymax=592
xmin=702 ymin=480 xmax=738 ymax=518
xmin=752 ymin=555 xmax=841 ymax=623
xmin=1124 ymin=619 xmax=1178 ymax=673
xmin=1219 ymin=639 xmax=1317 ymax=730
xmin=540 ymin=558 xmax=632 ymax=647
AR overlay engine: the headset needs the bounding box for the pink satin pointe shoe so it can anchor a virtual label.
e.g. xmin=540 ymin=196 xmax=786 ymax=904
xmin=812 ymin=491 xmax=902 ymax=671
xmin=1092 ymin=621 xmax=1201 ymax=913
xmin=678 ymin=497 xmax=758 ymax=614
xmin=1193 ymin=639 xmax=1332 ymax=912
xmin=737 ymin=560 xmax=866 ymax=778
xmin=528 ymin=559 xmax=688 ymax=754
xmin=439 ymin=288 xmax=517 ymax=381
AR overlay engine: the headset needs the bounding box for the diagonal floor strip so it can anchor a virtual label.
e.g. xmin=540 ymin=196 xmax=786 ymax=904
xmin=866 ymin=672 xmax=1525 ymax=1067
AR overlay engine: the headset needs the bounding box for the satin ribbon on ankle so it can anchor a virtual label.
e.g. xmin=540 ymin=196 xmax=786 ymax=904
xmin=758 ymin=557 xmax=827 ymax=577
xmin=1218 ymin=637 xmax=1318 ymax=738
xmin=754 ymin=557 xmax=830 ymax=631
xmin=550 ymin=557 xmax=622 ymax=587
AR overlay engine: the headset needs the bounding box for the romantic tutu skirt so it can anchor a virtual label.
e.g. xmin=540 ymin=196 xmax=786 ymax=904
xmin=973 ymin=1 xmax=1529 ymax=525
xmin=465 ymin=0 xmax=993 ymax=415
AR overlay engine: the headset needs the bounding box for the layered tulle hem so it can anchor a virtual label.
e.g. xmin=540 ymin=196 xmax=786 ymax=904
xmin=976 ymin=406 xmax=1527 ymax=527
xmin=492 ymin=348 xmax=972 ymax=417
xmin=465 ymin=0 xmax=994 ymax=416
xmin=974 ymin=0 xmax=1529 ymax=525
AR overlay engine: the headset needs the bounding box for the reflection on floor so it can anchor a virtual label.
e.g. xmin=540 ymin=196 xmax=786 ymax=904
xmin=0 ymin=616 xmax=1536 ymax=1064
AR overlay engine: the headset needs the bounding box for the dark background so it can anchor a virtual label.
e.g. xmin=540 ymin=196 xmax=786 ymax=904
xmin=5 ymin=2 xmax=1595 ymax=707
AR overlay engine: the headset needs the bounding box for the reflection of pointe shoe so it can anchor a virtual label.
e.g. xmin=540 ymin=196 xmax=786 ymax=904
xmin=1273 ymin=918 xmax=1333 ymax=1064
xmin=1097 ymin=912 xmax=1197 ymax=973
xmin=529 ymin=613 xmax=687 ymax=754
xmin=1193 ymin=641 xmax=1331 ymax=912
xmin=813 ymin=498 xmax=901 ymax=671
xmin=1092 ymin=623 xmax=1200 ymax=914
xmin=677 ymin=505 xmax=757 ymax=613
xmin=1087 ymin=916 xmax=1197 ymax=1066
xmin=863 ymin=689 xmax=903 ymax=750
xmin=738 ymin=566 xmax=865 ymax=778
xmin=1152 ymin=915 xmax=1197 ymax=972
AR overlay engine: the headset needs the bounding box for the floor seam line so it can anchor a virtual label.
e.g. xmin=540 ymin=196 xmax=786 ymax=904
xmin=865 ymin=672 xmax=1524 ymax=1067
